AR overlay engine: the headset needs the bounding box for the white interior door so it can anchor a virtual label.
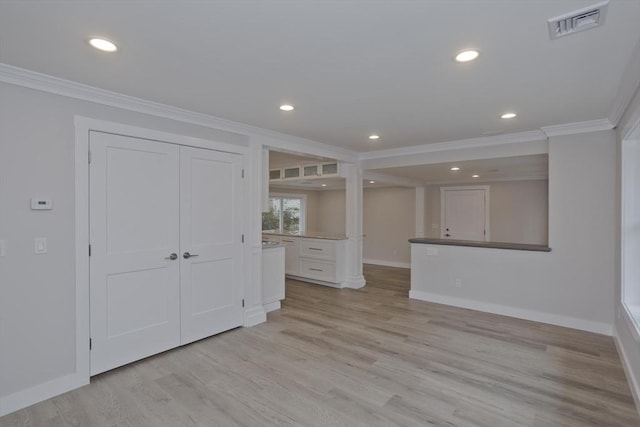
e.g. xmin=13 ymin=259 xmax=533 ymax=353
xmin=89 ymin=132 xmax=180 ymax=375
xmin=441 ymin=187 xmax=488 ymax=241
xmin=179 ymin=146 xmax=244 ymax=345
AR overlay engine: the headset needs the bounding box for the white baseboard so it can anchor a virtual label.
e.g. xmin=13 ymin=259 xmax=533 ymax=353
xmin=363 ymin=259 xmax=411 ymax=269
xmin=243 ymin=306 xmax=267 ymax=327
xmin=0 ymin=372 xmax=88 ymax=417
xmin=286 ymin=274 xmax=343 ymax=288
xmin=409 ymin=290 xmax=613 ymax=336
xmin=263 ymin=301 xmax=281 ymax=313
xmin=614 ymin=331 xmax=640 ymax=416
xmin=342 ymin=275 xmax=367 ymax=289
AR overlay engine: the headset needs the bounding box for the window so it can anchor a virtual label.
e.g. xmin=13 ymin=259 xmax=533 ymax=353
xmin=262 ymin=194 xmax=306 ymax=234
xmin=622 ymin=127 xmax=640 ymax=336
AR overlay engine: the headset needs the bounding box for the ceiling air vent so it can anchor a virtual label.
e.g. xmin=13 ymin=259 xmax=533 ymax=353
xmin=547 ymin=1 xmax=609 ymax=39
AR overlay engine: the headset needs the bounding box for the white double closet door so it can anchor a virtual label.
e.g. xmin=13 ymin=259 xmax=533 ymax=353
xmin=89 ymin=131 xmax=244 ymax=375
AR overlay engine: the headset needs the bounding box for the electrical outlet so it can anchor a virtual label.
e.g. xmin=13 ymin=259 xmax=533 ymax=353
xmin=455 ymin=278 xmax=462 ymax=288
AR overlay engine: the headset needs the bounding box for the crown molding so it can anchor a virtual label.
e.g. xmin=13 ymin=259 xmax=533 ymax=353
xmin=362 ymin=171 xmax=424 ymax=188
xmin=540 ymin=119 xmax=613 ymax=137
xmin=609 ymin=36 xmax=640 ymax=127
xmin=425 ymin=175 xmax=548 ymax=186
xmin=0 ymin=63 xmax=357 ymax=162
xmin=358 ymin=130 xmax=547 ymax=161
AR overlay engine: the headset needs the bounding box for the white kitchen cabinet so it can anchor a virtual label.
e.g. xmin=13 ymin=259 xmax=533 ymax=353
xmin=296 ymin=237 xmax=346 ymax=287
xmin=279 ymin=236 xmax=300 ymax=275
xmin=262 ymin=234 xmax=347 ymax=287
xmin=262 ymin=246 xmax=285 ymax=312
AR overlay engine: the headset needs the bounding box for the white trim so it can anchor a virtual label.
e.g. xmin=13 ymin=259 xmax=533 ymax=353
xmin=409 ymin=290 xmax=613 ymax=335
xmin=440 ymin=185 xmax=490 ymax=241
xmin=621 ymin=304 xmax=640 ymax=343
xmin=358 ymin=130 xmax=546 ymax=161
xmin=73 ymin=116 xmax=91 ymax=394
xmin=415 ymin=187 xmax=425 ymax=238
xmin=342 ymin=275 xmax=367 ymax=289
xmin=0 ymin=63 xmax=356 ymax=162
xmin=425 ymin=175 xmax=548 ymax=186
xmin=263 ymin=301 xmax=281 ymax=313
xmin=609 ymin=37 xmax=640 ymax=127
xmin=363 ymin=259 xmax=411 ymax=269
xmin=620 ymin=129 xmax=640 ymax=341
xmin=362 ymin=171 xmax=423 ymax=188
xmin=244 ymin=306 xmax=267 ymax=326
xmin=613 ymin=332 xmax=640 ymax=416
xmin=0 ymin=373 xmax=87 ymax=417
xmin=286 ymin=274 xmax=343 ymax=288
xmin=540 ymin=118 xmax=613 ymax=137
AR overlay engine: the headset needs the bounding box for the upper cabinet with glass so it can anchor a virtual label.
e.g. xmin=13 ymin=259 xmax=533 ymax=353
xmin=270 ymin=162 xmax=340 ymax=182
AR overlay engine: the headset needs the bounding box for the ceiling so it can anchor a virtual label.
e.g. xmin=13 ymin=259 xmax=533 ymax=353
xmin=1 ymin=1 xmax=639 ymax=153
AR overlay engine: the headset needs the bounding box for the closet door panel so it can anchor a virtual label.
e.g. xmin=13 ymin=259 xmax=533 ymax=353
xmin=179 ymin=146 xmax=244 ymax=345
xmin=89 ymin=131 xmax=180 ymax=375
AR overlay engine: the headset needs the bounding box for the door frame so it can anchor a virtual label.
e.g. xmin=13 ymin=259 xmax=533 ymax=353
xmin=440 ymin=185 xmax=490 ymax=240
xmin=74 ymin=116 xmax=250 ymax=384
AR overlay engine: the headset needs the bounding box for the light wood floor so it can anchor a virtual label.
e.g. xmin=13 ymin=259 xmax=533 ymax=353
xmin=2 ymin=264 xmax=638 ymax=426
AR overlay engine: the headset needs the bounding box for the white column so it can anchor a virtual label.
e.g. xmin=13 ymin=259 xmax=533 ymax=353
xmin=244 ymin=139 xmax=267 ymax=326
xmin=343 ymin=163 xmax=366 ymax=288
xmin=415 ymin=186 xmax=425 ymax=238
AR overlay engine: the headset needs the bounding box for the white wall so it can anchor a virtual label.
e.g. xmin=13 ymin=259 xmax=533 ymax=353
xmin=424 ymin=180 xmax=548 ymax=245
xmin=363 ymin=186 xmax=415 ymax=267
xmin=0 ymin=82 xmax=254 ymax=412
xmin=411 ymin=129 xmax=616 ymax=335
xmin=316 ymin=189 xmax=346 ymax=235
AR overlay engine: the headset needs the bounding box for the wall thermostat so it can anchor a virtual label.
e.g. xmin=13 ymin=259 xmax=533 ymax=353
xmin=31 ymin=198 xmax=53 ymax=210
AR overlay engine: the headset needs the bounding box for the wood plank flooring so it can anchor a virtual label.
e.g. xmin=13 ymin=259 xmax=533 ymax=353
xmin=2 ymin=264 xmax=638 ymax=426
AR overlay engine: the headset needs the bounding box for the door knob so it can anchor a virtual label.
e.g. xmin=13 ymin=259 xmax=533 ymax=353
xmin=165 ymin=253 xmax=178 ymax=260
xmin=183 ymin=252 xmax=199 ymax=259
xmin=445 ymin=234 xmax=451 ymax=237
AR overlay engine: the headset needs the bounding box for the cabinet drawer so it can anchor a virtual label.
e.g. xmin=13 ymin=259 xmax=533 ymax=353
xmin=299 ymin=258 xmax=337 ymax=283
xmin=299 ymin=239 xmax=336 ymax=260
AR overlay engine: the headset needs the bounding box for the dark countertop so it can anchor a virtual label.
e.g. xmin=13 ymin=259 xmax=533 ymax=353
xmin=408 ymin=237 xmax=551 ymax=252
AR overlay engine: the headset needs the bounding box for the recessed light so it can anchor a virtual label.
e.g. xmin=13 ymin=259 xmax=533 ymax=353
xmin=369 ymin=134 xmax=380 ymax=140
xmin=369 ymin=180 xmax=375 ymax=184
xmin=321 ymin=184 xmax=327 ymax=187
xmin=455 ymin=49 xmax=479 ymax=62
xmin=279 ymin=104 xmax=294 ymax=111
xmin=501 ymin=112 xmax=517 ymax=119
xmin=89 ymin=38 xmax=118 ymax=52
xmin=450 ymin=167 xmax=460 ymax=171
xmin=472 ymin=174 xmax=480 ymax=178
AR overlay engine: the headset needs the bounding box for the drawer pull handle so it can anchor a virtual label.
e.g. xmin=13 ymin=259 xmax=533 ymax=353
xmin=309 ymin=247 xmax=323 ymax=251
xmin=309 ymin=268 xmax=323 ymax=272
xmin=282 ymin=240 xmax=294 ymax=243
